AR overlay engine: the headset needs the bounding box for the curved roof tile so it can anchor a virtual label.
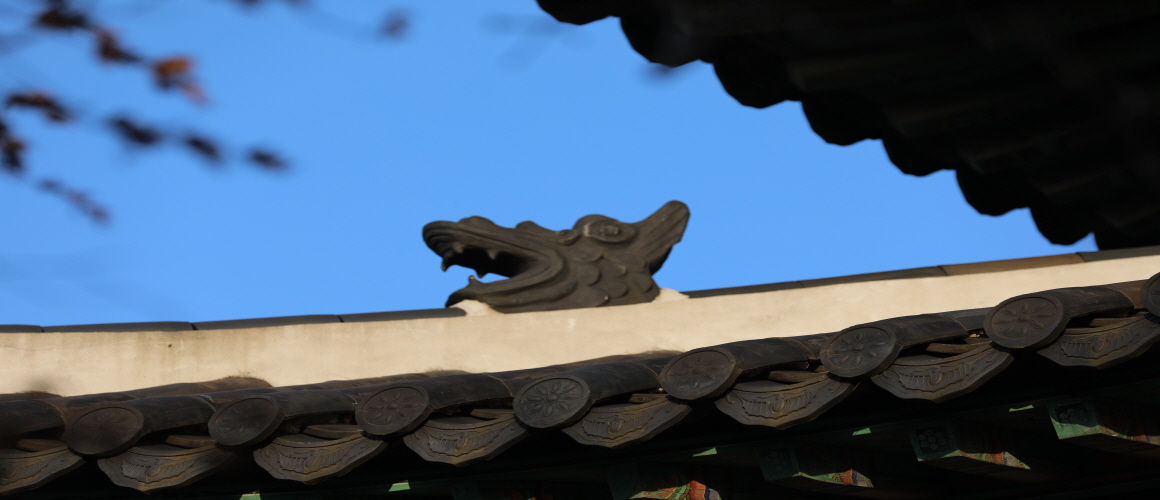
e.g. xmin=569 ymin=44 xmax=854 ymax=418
xmin=2 ymin=272 xmax=1160 ymax=496
xmin=533 ymin=0 xmax=1160 ymax=249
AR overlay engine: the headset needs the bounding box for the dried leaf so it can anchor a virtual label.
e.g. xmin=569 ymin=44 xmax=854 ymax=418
xmin=96 ymin=30 xmax=142 ymax=64
xmin=35 ymin=2 xmax=89 ymax=31
xmin=5 ymin=92 xmax=71 ymax=122
xmin=40 ymin=178 xmax=109 ymax=224
xmin=152 ymin=57 xmax=191 ymax=89
xmin=247 ymin=148 xmax=286 ymax=170
xmin=178 ymin=81 xmax=206 ymax=103
xmin=2 ymin=139 xmax=26 ymax=175
xmin=151 ymin=57 xmax=205 ymax=103
xmin=108 ymin=117 xmax=162 ymax=146
xmin=183 ymin=134 xmax=222 ymax=164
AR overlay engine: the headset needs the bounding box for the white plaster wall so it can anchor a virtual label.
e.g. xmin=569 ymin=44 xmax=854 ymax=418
xmin=3 ymin=255 xmax=1159 ymax=396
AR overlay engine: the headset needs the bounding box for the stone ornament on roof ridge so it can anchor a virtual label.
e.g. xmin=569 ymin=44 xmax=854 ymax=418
xmin=423 ymin=201 xmax=690 ymax=313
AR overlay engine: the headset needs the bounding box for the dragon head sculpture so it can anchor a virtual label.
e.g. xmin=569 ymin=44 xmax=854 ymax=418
xmin=423 ymin=201 xmax=690 ymax=313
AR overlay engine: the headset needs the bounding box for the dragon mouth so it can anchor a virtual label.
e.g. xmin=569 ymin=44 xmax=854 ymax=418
xmin=422 ymin=217 xmax=559 ymax=301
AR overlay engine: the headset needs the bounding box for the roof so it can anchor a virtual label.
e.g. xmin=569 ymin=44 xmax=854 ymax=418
xmin=5 ymin=245 xmax=1158 ymax=333
xmin=533 ymin=0 xmax=1160 ymax=249
xmin=2 ymin=270 xmax=1159 ymax=498
xmin=3 ymin=246 xmax=1160 ymax=399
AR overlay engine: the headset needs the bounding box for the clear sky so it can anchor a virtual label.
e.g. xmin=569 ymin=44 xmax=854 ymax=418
xmin=0 ymin=1 xmax=1095 ymax=327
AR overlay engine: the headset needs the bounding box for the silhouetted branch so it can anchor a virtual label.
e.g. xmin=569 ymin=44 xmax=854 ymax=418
xmin=40 ymin=178 xmax=109 ymax=224
xmin=6 ymin=91 xmax=70 ymax=122
xmin=0 ymin=0 xmax=295 ymax=224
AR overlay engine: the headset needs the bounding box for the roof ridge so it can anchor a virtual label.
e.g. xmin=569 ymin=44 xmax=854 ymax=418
xmin=6 ymin=245 xmax=1159 ymax=333
xmin=2 ymin=272 xmax=1157 ymax=494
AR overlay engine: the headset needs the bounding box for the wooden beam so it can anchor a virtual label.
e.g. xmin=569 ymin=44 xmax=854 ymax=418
xmin=604 ymin=462 xmax=782 ymax=500
xmin=453 ymin=480 xmax=610 ymax=500
xmin=605 ymin=462 xmax=719 ymax=500
xmin=758 ymin=443 xmax=872 ymax=495
xmin=1049 ymin=397 xmax=1160 ymax=459
xmin=907 ymin=421 xmax=1068 ymax=482
xmin=757 ymin=443 xmax=938 ymax=498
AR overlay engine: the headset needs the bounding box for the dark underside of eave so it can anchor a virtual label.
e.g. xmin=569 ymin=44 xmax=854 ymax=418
xmin=2 ymin=272 xmax=1160 ymax=498
xmin=535 ymin=0 xmax=1160 ymax=249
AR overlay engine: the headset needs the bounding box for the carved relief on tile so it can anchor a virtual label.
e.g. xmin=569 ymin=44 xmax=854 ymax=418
xmin=821 ymin=327 xmax=900 ymax=378
xmin=986 ymin=296 xmax=1066 ymax=349
xmin=97 ymin=444 xmax=236 ymax=492
xmin=660 ymin=349 xmax=736 ymax=400
xmin=716 ymin=375 xmax=856 ymax=429
xmin=872 ymin=344 xmax=1014 ymax=402
xmin=356 ymin=386 xmax=431 ymax=436
xmin=562 ymin=396 xmax=690 ymax=449
xmin=209 ymin=397 xmax=283 ymax=446
xmin=403 ymin=414 xmax=528 ymax=466
xmin=1143 ymin=272 xmax=1160 ymax=317
xmin=254 ymin=433 xmax=388 ymax=485
xmin=515 ymin=377 xmax=591 ymax=428
xmin=65 ymin=407 xmax=145 ymax=456
xmin=0 ymin=446 xmax=84 ymax=495
xmin=1038 ymin=314 xmax=1160 ymax=369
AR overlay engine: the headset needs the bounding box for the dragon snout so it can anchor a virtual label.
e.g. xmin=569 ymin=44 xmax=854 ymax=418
xmin=424 ymin=223 xmax=543 ymax=279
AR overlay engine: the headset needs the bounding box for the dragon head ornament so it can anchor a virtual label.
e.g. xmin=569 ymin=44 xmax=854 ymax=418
xmin=423 ymin=201 xmax=689 ymax=313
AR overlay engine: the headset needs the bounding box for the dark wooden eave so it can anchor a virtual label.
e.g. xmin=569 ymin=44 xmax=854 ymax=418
xmin=1 ymin=271 xmax=1160 ymax=498
xmin=534 ymin=0 xmax=1160 ymax=249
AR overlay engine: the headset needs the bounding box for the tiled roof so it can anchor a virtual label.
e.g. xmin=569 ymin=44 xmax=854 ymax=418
xmin=0 ymin=308 xmax=466 ymax=335
xmin=2 ymin=270 xmax=1159 ymax=497
xmin=533 ymin=0 xmax=1160 ymax=249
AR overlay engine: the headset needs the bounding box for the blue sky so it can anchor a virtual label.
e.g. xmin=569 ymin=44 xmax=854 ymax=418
xmin=0 ymin=1 xmax=1095 ymax=326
